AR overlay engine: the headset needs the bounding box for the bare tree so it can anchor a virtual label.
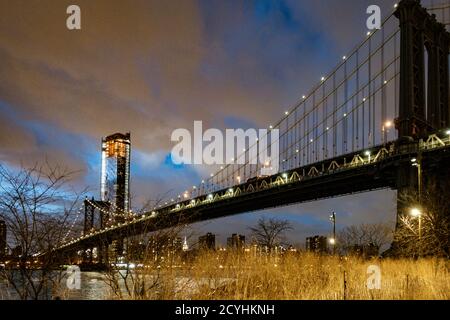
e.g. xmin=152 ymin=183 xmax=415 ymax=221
xmin=0 ymin=162 xmax=86 ymax=299
xmin=101 ymin=193 xmax=193 ymax=300
xmin=248 ymin=217 xmax=293 ymax=252
xmin=338 ymin=223 xmax=394 ymax=256
xmin=395 ymin=180 xmax=450 ymax=258
xmin=102 ymin=227 xmax=189 ymax=300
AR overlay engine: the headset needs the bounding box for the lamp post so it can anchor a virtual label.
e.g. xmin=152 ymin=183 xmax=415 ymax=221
xmin=411 ymin=155 xmax=422 ymax=203
xmin=329 ymin=212 xmax=336 ymax=254
xmin=411 ymin=153 xmax=423 ymax=256
xmin=410 ymin=207 xmax=422 ymax=257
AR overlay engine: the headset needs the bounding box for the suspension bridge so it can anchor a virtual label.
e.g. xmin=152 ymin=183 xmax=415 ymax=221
xmin=53 ymin=0 xmax=450 ymax=262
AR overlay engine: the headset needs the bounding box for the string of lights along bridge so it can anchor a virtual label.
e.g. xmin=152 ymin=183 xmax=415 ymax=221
xmin=58 ymin=1 xmax=450 ymax=259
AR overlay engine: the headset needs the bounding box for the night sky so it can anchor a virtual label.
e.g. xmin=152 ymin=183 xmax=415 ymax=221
xmin=4 ymin=0 xmax=440 ymax=246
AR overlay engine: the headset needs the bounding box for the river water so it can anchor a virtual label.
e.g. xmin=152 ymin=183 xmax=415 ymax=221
xmin=64 ymin=272 xmax=112 ymax=300
xmin=0 ymin=271 xmax=232 ymax=300
xmin=0 ymin=272 xmax=111 ymax=300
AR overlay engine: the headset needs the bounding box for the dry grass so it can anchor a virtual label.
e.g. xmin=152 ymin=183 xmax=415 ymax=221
xmin=96 ymin=251 xmax=450 ymax=300
xmin=167 ymin=252 xmax=450 ymax=300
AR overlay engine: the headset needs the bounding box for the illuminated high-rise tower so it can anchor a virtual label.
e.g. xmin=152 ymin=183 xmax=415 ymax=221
xmin=100 ymin=133 xmax=131 ymax=216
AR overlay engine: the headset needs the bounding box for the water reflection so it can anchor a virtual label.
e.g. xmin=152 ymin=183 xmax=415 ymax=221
xmin=0 ymin=272 xmax=110 ymax=300
xmin=64 ymin=272 xmax=110 ymax=300
xmin=1 ymin=271 xmax=232 ymax=300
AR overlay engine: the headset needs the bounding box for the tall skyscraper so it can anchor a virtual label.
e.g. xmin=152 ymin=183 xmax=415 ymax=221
xmin=306 ymin=236 xmax=328 ymax=254
xmin=0 ymin=220 xmax=7 ymax=259
xmin=227 ymin=234 xmax=245 ymax=250
xmin=100 ymin=133 xmax=131 ymax=216
xmin=198 ymin=233 xmax=216 ymax=250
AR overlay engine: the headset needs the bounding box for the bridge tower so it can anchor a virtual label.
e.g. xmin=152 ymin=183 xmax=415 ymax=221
xmin=395 ymin=0 xmax=450 ymax=138
xmin=393 ymin=0 xmax=450 ymax=248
